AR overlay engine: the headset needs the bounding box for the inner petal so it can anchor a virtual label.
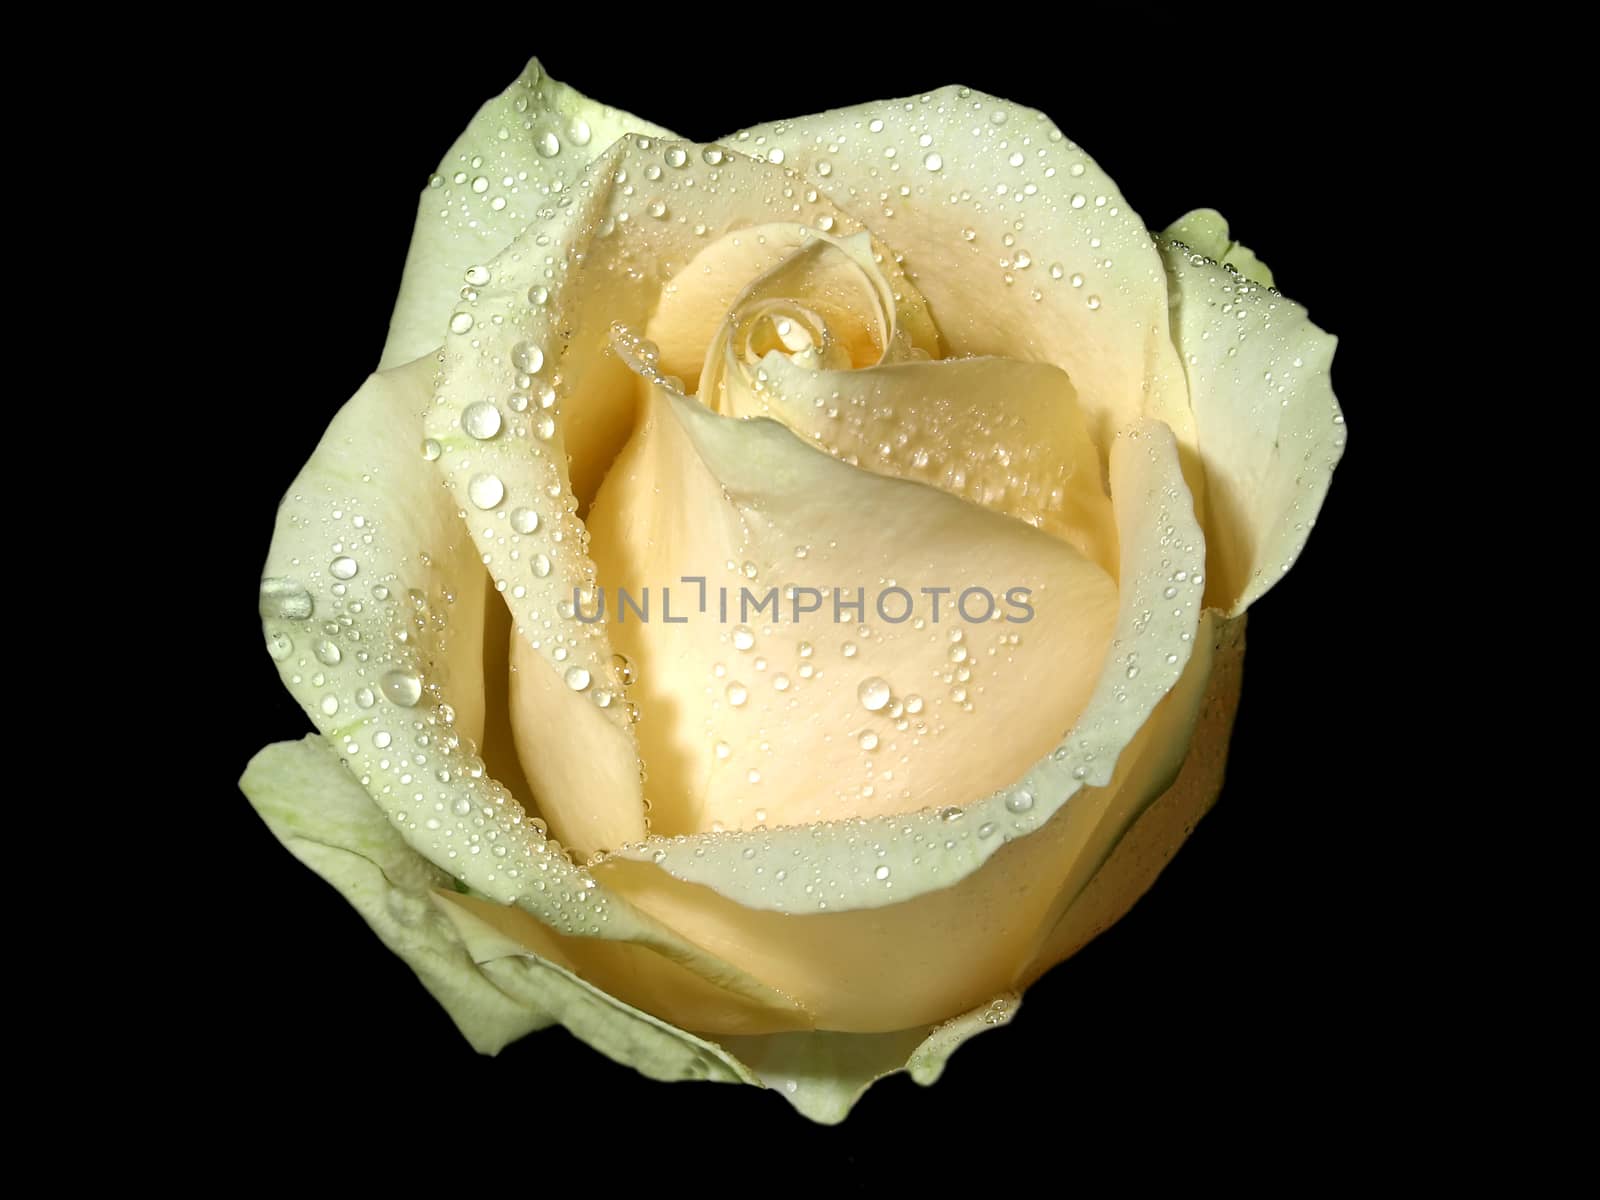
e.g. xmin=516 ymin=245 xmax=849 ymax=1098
xmin=584 ymin=384 xmax=1119 ymax=837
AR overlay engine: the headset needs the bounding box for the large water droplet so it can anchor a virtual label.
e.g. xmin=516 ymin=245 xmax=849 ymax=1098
xmin=565 ymin=666 xmax=591 ymax=691
xmin=329 ymin=556 xmax=358 ymax=581
xmin=382 ymin=669 xmax=422 ymax=707
xmin=468 ymin=473 xmax=505 ymax=510
xmin=513 ymin=341 xmax=545 ymax=373
xmin=858 ymin=677 xmax=891 ymax=712
xmin=511 ymin=507 xmax=540 ymax=534
xmin=462 ymin=402 xmax=502 ymax=440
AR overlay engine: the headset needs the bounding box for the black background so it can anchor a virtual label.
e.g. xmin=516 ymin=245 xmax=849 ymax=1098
xmin=203 ymin=35 xmax=1406 ymax=1162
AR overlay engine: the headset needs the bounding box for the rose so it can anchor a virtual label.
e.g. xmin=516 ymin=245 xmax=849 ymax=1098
xmin=244 ymin=58 xmax=1343 ymax=1122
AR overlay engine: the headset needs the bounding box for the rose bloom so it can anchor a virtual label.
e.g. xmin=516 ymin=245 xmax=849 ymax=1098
xmin=245 ymin=58 xmax=1343 ymax=1122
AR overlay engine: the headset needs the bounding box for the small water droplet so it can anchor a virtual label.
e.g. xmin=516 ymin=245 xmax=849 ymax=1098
xmin=511 ymin=507 xmax=540 ymax=534
xmin=726 ymin=682 xmax=749 ymax=707
xmin=565 ymin=666 xmax=591 ymax=691
xmin=449 ymin=312 xmax=474 ymax=335
xmin=537 ymin=131 xmax=561 ymax=157
xmin=329 ymin=556 xmax=358 ymax=581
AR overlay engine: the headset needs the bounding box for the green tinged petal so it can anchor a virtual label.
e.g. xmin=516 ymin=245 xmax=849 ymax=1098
xmin=1163 ymin=208 xmax=1276 ymax=288
xmin=1160 ymin=240 xmax=1345 ymax=615
xmin=242 ymin=736 xmax=756 ymax=1081
xmin=381 ymin=58 xmax=673 ymax=370
xmin=718 ymin=993 xmax=1020 ymax=1124
xmin=241 ymin=735 xmax=550 ymax=1052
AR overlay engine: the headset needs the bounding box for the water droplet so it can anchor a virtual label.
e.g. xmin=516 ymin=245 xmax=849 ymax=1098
xmin=266 ymin=630 xmax=293 ymax=660
xmin=464 ymin=265 xmax=490 ymax=286
xmin=1086 ymin=294 xmax=1101 ymax=310
xmin=923 ymin=151 xmax=943 ymax=171
xmin=767 ymin=147 xmax=786 ymax=164
xmin=513 ymin=341 xmax=545 ymax=373
xmin=565 ymin=666 xmax=591 ymax=691
xmin=665 ymin=146 xmax=688 ymax=168
xmin=511 ymin=507 xmax=540 ymax=534
xmin=320 ymin=694 xmax=339 ymax=716
xmin=726 ymin=682 xmax=749 ymax=707
xmin=468 ymin=473 xmax=504 ymax=510
xmin=859 ymin=731 xmax=879 ymax=751
xmin=874 ymin=865 xmax=891 ymax=881
xmin=732 ymin=626 xmax=756 ymax=651
xmin=647 ymin=199 xmax=668 ymax=219
xmin=868 ymin=118 xmax=885 ymax=133
xmin=905 ymin=694 xmax=924 ymax=715
xmin=421 ymin=438 xmax=442 ymax=461
xmin=529 ymin=285 xmax=550 ymax=306
xmin=533 ymin=413 xmax=556 ymax=441
xmin=858 ymin=677 xmax=891 ymax=712
xmin=471 ymin=176 xmax=489 ymax=194
xmin=532 ymin=553 xmax=552 ymax=578
xmin=612 ymin=653 xmax=636 ymax=686
xmin=537 ymin=131 xmax=561 ymax=157
xmin=569 ymin=118 xmax=592 ymax=146
xmin=702 ymin=147 xmax=724 ymax=165
xmin=259 ymin=577 xmax=313 ymax=621
xmin=449 ymin=312 xmax=474 ymax=335
xmin=382 ymin=669 xmax=422 ymax=707
xmin=462 ymin=402 xmax=502 ymax=440
xmin=1006 ymin=789 xmax=1035 ymax=813
xmin=329 ymin=556 xmax=358 ymax=581
xmin=314 ymin=638 xmax=342 ymax=666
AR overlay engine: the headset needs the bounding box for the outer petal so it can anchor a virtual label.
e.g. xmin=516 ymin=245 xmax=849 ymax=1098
xmin=256 ymin=355 xmax=807 ymax=1034
xmin=1160 ymin=242 xmax=1346 ymax=614
xmin=1163 ymin=209 xmax=1275 ymax=288
xmin=244 ymin=733 xmax=1025 ymax=1121
xmin=717 ymin=992 xmax=1020 ymax=1124
xmin=1024 ymin=613 xmax=1246 ymax=977
xmin=728 ymin=87 xmax=1201 ymax=512
xmin=242 ymin=735 xmax=760 ymax=1078
xmin=381 ymin=59 xmax=673 ymax=369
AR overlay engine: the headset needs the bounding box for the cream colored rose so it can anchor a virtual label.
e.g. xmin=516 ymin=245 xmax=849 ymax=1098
xmin=244 ymin=59 xmax=1343 ymax=1121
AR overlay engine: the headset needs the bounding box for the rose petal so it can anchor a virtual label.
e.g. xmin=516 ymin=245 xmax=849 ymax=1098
xmin=1160 ymin=241 xmax=1346 ymax=614
xmin=427 ymin=137 xmax=893 ymax=853
xmin=595 ymin=420 xmax=1205 ymax=1033
xmin=584 ymin=385 xmax=1120 ymax=836
xmin=241 ymin=735 xmax=794 ymax=1059
xmin=1022 ymin=612 xmax=1246 ymax=978
xmin=1163 ymin=209 xmax=1275 ymax=288
xmin=731 ymin=351 xmax=1117 ymax=570
xmin=381 ymin=59 xmax=673 ymax=370
xmin=255 ymin=358 xmax=805 ymax=1030
xmin=646 ymin=223 xmax=939 ymax=390
xmin=728 ymin=88 xmax=1201 ymax=510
